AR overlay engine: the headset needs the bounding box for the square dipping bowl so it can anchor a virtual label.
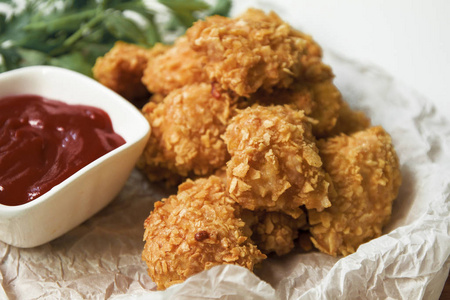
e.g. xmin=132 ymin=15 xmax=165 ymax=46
xmin=0 ymin=66 xmax=150 ymax=248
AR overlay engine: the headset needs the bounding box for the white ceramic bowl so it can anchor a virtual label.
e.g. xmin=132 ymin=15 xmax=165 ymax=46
xmin=0 ymin=66 xmax=150 ymax=248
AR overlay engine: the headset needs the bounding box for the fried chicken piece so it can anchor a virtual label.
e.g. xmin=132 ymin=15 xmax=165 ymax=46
xmin=142 ymin=176 xmax=266 ymax=290
xmin=298 ymin=52 xmax=334 ymax=83
xmin=233 ymin=8 xmax=321 ymax=58
xmin=327 ymin=101 xmax=371 ymax=136
xmin=249 ymin=79 xmax=343 ymax=137
xmin=307 ymin=80 xmax=343 ymax=137
xmin=93 ymin=41 xmax=168 ymax=101
xmin=241 ymin=9 xmax=333 ymax=83
xmin=137 ymin=83 xmax=233 ymax=183
xmin=309 ymin=126 xmax=402 ymax=256
xmin=223 ymin=105 xmax=331 ymax=218
xmin=186 ymin=9 xmax=332 ymax=97
xmin=142 ymin=36 xmax=209 ymax=95
xmin=241 ymin=210 xmax=308 ymax=256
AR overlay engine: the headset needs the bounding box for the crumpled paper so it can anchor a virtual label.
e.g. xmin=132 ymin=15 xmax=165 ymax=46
xmin=1 ymin=3 xmax=449 ymax=300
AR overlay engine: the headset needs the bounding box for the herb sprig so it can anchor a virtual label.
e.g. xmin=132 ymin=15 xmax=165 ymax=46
xmin=0 ymin=0 xmax=231 ymax=76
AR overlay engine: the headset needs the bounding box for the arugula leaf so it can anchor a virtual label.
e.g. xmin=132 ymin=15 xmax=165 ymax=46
xmin=104 ymin=11 xmax=151 ymax=46
xmin=0 ymin=0 xmax=231 ymax=76
xmin=209 ymin=0 xmax=232 ymax=17
xmin=158 ymin=0 xmax=210 ymax=12
xmin=0 ymin=47 xmax=21 ymax=72
xmin=158 ymin=0 xmax=209 ymax=28
xmin=49 ymin=51 xmax=94 ymax=75
xmin=15 ymin=48 xmax=49 ymax=66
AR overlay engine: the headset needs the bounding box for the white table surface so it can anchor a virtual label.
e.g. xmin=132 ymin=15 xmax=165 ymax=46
xmin=232 ymin=0 xmax=450 ymax=117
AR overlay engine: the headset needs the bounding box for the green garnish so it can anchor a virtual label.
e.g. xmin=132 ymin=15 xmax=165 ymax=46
xmin=0 ymin=0 xmax=231 ymax=76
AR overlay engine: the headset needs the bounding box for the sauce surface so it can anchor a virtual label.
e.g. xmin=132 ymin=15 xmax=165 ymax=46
xmin=0 ymin=95 xmax=125 ymax=206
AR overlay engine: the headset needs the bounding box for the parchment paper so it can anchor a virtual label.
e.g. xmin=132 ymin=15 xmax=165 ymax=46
xmin=1 ymin=2 xmax=449 ymax=299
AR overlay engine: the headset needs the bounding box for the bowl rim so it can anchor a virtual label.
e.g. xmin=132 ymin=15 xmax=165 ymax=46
xmin=0 ymin=65 xmax=150 ymax=212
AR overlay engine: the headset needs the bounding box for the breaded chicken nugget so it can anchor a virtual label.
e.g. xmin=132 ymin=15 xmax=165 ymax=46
xmin=239 ymin=9 xmax=333 ymax=83
xmin=142 ymin=36 xmax=209 ymax=95
xmin=309 ymin=126 xmax=401 ymax=256
xmin=93 ymin=41 xmax=168 ymax=100
xmin=236 ymin=8 xmax=322 ymax=58
xmin=142 ymin=176 xmax=266 ymax=290
xmin=137 ymin=83 xmax=233 ymax=183
xmin=186 ymin=9 xmax=329 ymax=97
xmin=223 ymin=105 xmax=331 ymax=218
xmin=241 ymin=210 xmax=308 ymax=256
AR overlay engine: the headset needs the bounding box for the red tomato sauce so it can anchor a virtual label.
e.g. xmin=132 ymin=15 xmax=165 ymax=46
xmin=0 ymin=95 xmax=125 ymax=206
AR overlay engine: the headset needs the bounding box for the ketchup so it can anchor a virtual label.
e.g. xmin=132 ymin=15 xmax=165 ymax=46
xmin=0 ymin=95 xmax=126 ymax=206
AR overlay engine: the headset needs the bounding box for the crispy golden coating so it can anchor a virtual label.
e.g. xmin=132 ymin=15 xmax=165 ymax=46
xmin=248 ymin=79 xmax=342 ymax=137
xmin=327 ymin=101 xmax=371 ymax=137
xmin=288 ymin=28 xmax=322 ymax=58
xmin=241 ymin=210 xmax=307 ymax=256
xmin=236 ymin=8 xmax=322 ymax=59
xmin=242 ymin=10 xmax=333 ymax=83
xmin=146 ymin=93 xmax=164 ymax=105
xmin=142 ymin=176 xmax=266 ymax=290
xmin=223 ymin=105 xmax=331 ymax=218
xmin=309 ymin=126 xmax=401 ymax=256
xmin=93 ymin=41 xmax=167 ymax=100
xmin=137 ymin=83 xmax=232 ymax=183
xmin=307 ymin=80 xmax=343 ymax=137
xmin=142 ymin=37 xmax=209 ymax=95
xmin=299 ymin=54 xmax=334 ymax=83
xmin=186 ymin=9 xmax=330 ymax=97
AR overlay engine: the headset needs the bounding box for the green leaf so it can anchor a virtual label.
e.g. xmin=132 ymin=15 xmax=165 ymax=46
xmin=122 ymin=7 xmax=160 ymax=45
xmin=23 ymin=9 xmax=98 ymax=33
xmin=208 ymin=0 xmax=232 ymax=17
xmin=171 ymin=10 xmax=198 ymax=28
xmin=72 ymin=0 xmax=96 ymax=10
xmin=16 ymin=48 xmax=50 ymax=66
xmin=141 ymin=19 xmax=160 ymax=46
xmin=0 ymin=3 xmax=35 ymax=45
xmin=0 ymin=0 xmax=230 ymax=76
xmin=0 ymin=0 xmax=15 ymax=7
xmin=60 ymin=12 xmax=106 ymax=50
xmin=49 ymin=51 xmax=94 ymax=76
xmin=103 ymin=12 xmax=150 ymax=46
xmin=0 ymin=14 xmax=6 ymax=34
xmin=76 ymin=41 xmax=114 ymax=64
xmin=0 ymin=47 xmax=21 ymax=71
xmin=157 ymin=0 xmax=210 ymax=12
